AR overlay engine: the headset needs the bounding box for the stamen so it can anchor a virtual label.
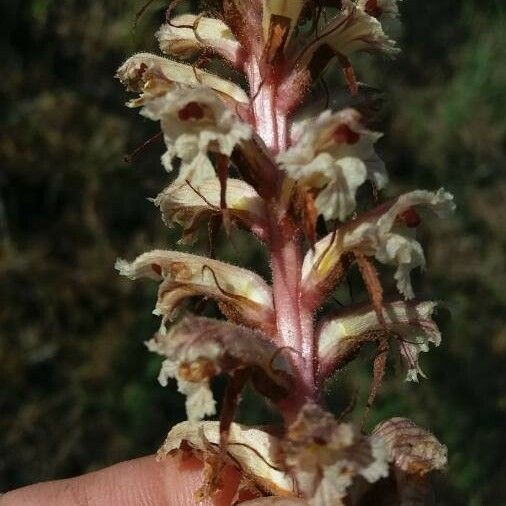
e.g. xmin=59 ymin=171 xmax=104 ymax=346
xmin=123 ymin=131 xmax=163 ymax=163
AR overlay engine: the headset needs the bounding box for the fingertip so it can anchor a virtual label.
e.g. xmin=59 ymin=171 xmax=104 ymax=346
xmin=0 ymin=454 xmax=242 ymax=506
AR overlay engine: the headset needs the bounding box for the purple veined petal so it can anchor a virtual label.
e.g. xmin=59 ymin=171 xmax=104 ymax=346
xmin=295 ymin=0 xmax=399 ymax=70
xmin=278 ymin=108 xmax=386 ymax=222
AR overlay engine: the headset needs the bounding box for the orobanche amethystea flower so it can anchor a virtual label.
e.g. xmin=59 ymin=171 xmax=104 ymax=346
xmin=280 ymin=403 xmax=388 ymax=505
xmin=140 ymin=86 xmax=252 ymax=184
xmin=116 ymin=53 xmax=248 ymax=107
xmin=318 ymin=300 xmax=441 ymax=381
xmin=295 ymin=0 xmax=399 ymax=87
xmin=278 ymin=108 xmax=386 ymax=221
xmin=154 ymin=177 xmax=267 ymax=243
xmin=115 ymin=250 xmax=274 ymax=333
xmin=302 ymin=189 xmax=455 ymax=304
xmin=146 ymin=315 xmax=292 ymax=421
xmin=157 ymin=14 xmax=243 ymax=66
xmin=159 ymin=421 xmax=296 ymax=499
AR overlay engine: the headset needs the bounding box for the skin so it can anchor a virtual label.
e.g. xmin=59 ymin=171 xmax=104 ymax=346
xmin=1 ymin=455 xmax=241 ymax=506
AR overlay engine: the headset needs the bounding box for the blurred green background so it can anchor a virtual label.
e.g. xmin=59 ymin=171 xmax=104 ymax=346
xmin=1 ymin=1 xmax=505 ymax=504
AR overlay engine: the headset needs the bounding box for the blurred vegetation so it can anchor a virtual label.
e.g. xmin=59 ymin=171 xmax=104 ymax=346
xmin=1 ymin=1 xmax=504 ymax=504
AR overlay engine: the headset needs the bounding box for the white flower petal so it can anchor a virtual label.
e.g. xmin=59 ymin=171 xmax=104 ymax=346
xmin=279 ymin=109 xmax=385 ymax=221
xmin=298 ymin=0 xmax=399 ymax=68
xmin=280 ymin=403 xmax=388 ymax=504
xmin=145 ymin=316 xmax=292 ymax=420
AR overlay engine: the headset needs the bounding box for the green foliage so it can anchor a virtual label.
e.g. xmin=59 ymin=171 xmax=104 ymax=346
xmin=1 ymin=1 xmax=504 ymax=504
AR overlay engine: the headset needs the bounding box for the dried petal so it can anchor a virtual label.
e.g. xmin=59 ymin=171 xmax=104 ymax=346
xmin=373 ymin=418 xmax=447 ymax=506
xmin=116 ymin=53 xmax=249 ymax=106
xmin=281 ymin=403 xmax=388 ymax=504
xmin=278 ymin=109 xmax=386 ymax=221
xmin=373 ymin=418 xmax=447 ymax=475
xmin=302 ymin=189 xmax=455 ymax=303
xmin=146 ymin=315 xmax=293 ymax=421
xmin=115 ymin=250 xmax=274 ymax=333
xmin=153 ymin=177 xmax=266 ymax=243
xmin=318 ymin=301 xmax=441 ymax=381
xmin=157 ymin=14 xmax=243 ymax=66
xmin=159 ymin=421 xmax=295 ymax=496
xmin=140 ymin=85 xmax=251 ymax=184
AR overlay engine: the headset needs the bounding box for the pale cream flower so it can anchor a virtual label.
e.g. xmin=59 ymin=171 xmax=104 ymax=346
xmin=116 ymin=53 xmax=248 ymax=107
xmin=298 ymin=0 xmax=399 ymax=68
xmin=145 ymin=315 xmax=291 ymax=421
xmin=281 ymin=403 xmax=388 ymax=505
xmin=302 ymin=189 xmax=455 ymax=302
xmin=156 ymin=14 xmax=243 ymax=65
xmin=373 ymin=417 xmax=448 ymax=474
xmin=159 ymin=420 xmax=295 ymax=497
xmin=140 ymin=85 xmax=252 ymax=184
xmin=278 ymin=108 xmax=386 ymax=221
xmin=318 ymin=300 xmax=441 ymax=381
xmin=115 ymin=249 xmax=274 ymax=333
xmin=153 ymin=177 xmax=266 ymax=243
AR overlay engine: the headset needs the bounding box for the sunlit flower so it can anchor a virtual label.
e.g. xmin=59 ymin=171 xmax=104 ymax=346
xmin=281 ymin=403 xmax=388 ymax=504
xmin=115 ymin=2 xmax=452 ymax=504
xmin=297 ymin=0 xmax=399 ymax=68
xmin=116 ymin=53 xmax=248 ymax=107
xmin=115 ymin=250 xmax=274 ymax=333
xmin=153 ymin=177 xmax=266 ymax=243
xmin=159 ymin=420 xmax=295 ymax=499
xmin=139 ymin=86 xmax=251 ymax=183
xmin=318 ymin=300 xmax=441 ymax=381
xmin=302 ymin=189 xmax=455 ymax=302
xmin=157 ymin=14 xmax=243 ymax=66
xmin=278 ymin=108 xmax=386 ymax=221
xmin=146 ymin=315 xmax=292 ymax=421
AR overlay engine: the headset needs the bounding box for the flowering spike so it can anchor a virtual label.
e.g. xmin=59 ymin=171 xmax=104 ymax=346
xmin=115 ymin=2 xmax=452 ymax=503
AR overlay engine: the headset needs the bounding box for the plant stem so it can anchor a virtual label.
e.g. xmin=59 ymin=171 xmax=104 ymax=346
xmin=268 ymin=209 xmax=316 ymax=412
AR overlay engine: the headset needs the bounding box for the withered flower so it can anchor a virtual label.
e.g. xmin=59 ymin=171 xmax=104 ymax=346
xmin=115 ymin=0 xmax=451 ymax=503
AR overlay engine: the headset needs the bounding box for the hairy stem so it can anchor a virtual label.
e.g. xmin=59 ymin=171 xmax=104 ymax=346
xmin=268 ymin=209 xmax=316 ymax=412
